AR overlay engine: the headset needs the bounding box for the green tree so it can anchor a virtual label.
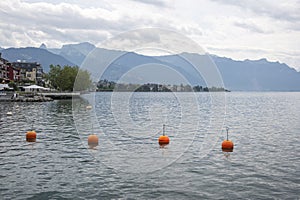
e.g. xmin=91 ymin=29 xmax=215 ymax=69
xmin=47 ymin=64 xmax=62 ymax=90
xmin=47 ymin=65 xmax=92 ymax=91
xmin=60 ymin=66 xmax=78 ymax=91
xmin=8 ymin=81 xmax=18 ymax=91
xmin=74 ymin=67 xmax=92 ymax=91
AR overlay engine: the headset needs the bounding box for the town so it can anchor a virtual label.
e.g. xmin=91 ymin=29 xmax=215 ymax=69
xmin=0 ymin=54 xmax=91 ymax=101
xmin=0 ymin=53 xmax=43 ymax=89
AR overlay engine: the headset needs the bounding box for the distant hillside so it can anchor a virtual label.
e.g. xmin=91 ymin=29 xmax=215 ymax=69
xmin=156 ymin=53 xmax=300 ymax=91
xmin=48 ymin=42 xmax=96 ymax=66
xmin=0 ymin=47 xmax=75 ymax=72
xmin=212 ymin=56 xmax=300 ymax=91
xmin=79 ymin=48 xmax=300 ymax=91
xmin=1 ymin=42 xmax=300 ymax=91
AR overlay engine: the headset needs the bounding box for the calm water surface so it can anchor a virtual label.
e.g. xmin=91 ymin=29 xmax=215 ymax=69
xmin=0 ymin=92 xmax=299 ymax=199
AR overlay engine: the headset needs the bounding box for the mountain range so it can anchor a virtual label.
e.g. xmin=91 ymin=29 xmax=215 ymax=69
xmin=1 ymin=42 xmax=300 ymax=91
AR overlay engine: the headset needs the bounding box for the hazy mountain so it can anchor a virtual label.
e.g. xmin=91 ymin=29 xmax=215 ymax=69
xmin=80 ymin=48 xmax=300 ymax=91
xmin=90 ymin=50 xmax=300 ymax=91
xmin=78 ymin=48 xmax=208 ymax=86
xmin=156 ymin=53 xmax=300 ymax=91
xmin=48 ymin=42 xmax=96 ymax=66
xmin=39 ymin=43 xmax=47 ymax=49
xmin=212 ymin=56 xmax=300 ymax=91
xmin=1 ymin=42 xmax=300 ymax=91
xmin=0 ymin=47 xmax=75 ymax=72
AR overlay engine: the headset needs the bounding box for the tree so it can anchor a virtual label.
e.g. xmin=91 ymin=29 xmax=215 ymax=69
xmin=47 ymin=64 xmax=62 ymax=90
xmin=8 ymin=81 xmax=18 ymax=91
xmin=193 ymin=85 xmax=202 ymax=92
xmin=46 ymin=65 xmax=92 ymax=91
xmin=60 ymin=66 xmax=78 ymax=91
xmin=74 ymin=68 xmax=92 ymax=91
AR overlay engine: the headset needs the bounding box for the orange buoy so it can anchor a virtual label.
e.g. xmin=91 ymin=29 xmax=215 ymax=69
xmin=222 ymin=127 xmax=234 ymax=152
xmin=222 ymin=140 xmax=234 ymax=152
xmin=88 ymin=134 xmax=99 ymax=147
xmin=26 ymin=131 xmax=36 ymax=142
xmin=158 ymin=124 xmax=170 ymax=145
xmin=159 ymin=135 xmax=170 ymax=145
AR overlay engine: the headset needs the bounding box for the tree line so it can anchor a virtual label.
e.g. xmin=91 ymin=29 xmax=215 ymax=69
xmin=97 ymin=80 xmax=228 ymax=92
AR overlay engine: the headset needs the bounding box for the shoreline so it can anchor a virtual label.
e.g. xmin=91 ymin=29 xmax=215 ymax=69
xmin=0 ymin=92 xmax=80 ymax=102
xmin=0 ymin=95 xmax=53 ymax=102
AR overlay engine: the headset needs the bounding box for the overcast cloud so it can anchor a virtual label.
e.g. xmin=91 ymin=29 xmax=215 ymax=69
xmin=0 ymin=0 xmax=299 ymax=70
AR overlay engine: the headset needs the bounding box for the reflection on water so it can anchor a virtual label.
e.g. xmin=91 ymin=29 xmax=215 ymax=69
xmin=0 ymin=92 xmax=299 ymax=199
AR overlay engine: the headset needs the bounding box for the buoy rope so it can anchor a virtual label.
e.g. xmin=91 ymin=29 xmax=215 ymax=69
xmin=31 ymin=119 xmax=34 ymax=131
xmin=226 ymin=127 xmax=229 ymax=140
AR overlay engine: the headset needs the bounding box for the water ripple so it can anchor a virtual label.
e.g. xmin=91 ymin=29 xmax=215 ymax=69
xmin=0 ymin=93 xmax=299 ymax=199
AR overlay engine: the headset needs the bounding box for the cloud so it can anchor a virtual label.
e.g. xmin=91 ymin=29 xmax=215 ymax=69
xmin=234 ymin=21 xmax=272 ymax=34
xmin=99 ymin=28 xmax=206 ymax=56
xmin=212 ymin=0 xmax=300 ymax=22
xmin=0 ymin=0 xmax=169 ymax=47
xmin=130 ymin=0 xmax=170 ymax=7
xmin=1 ymin=1 xmax=122 ymax=31
xmin=0 ymin=0 xmax=299 ymax=70
xmin=0 ymin=0 xmax=203 ymax=47
xmin=0 ymin=1 xmax=114 ymax=46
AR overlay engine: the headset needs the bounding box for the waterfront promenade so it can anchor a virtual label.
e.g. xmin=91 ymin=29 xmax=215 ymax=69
xmin=0 ymin=91 xmax=80 ymax=102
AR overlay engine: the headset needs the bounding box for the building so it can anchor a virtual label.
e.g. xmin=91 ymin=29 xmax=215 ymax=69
xmin=0 ymin=53 xmax=44 ymax=84
xmin=7 ymin=64 xmax=20 ymax=81
xmin=12 ymin=61 xmax=43 ymax=84
xmin=0 ymin=53 xmax=9 ymax=82
xmin=0 ymin=53 xmax=20 ymax=82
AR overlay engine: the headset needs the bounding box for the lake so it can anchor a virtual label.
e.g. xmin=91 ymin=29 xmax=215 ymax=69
xmin=0 ymin=92 xmax=299 ymax=199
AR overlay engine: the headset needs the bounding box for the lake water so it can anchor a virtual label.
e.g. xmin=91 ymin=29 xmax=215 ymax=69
xmin=0 ymin=92 xmax=299 ymax=199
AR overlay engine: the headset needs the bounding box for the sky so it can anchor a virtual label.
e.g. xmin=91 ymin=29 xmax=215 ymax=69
xmin=0 ymin=0 xmax=299 ymax=70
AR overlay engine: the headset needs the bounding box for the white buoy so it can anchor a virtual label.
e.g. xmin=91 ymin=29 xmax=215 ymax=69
xmin=7 ymin=112 xmax=13 ymax=116
xmin=86 ymin=105 xmax=92 ymax=110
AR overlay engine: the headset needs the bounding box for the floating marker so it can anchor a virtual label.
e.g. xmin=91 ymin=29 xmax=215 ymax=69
xmin=88 ymin=134 xmax=99 ymax=147
xmin=222 ymin=127 xmax=234 ymax=152
xmin=158 ymin=124 xmax=170 ymax=145
xmin=7 ymin=112 xmax=12 ymax=116
xmin=26 ymin=131 xmax=36 ymax=142
xmin=86 ymin=105 xmax=92 ymax=110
